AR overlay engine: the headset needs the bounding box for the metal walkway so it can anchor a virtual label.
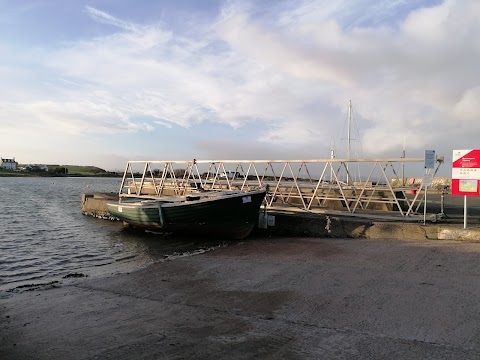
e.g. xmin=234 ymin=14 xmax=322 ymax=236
xmin=118 ymin=158 xmax=444 ymax=219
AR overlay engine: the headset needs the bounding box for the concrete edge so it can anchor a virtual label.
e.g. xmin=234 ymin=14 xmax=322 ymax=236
xmin=259 ymin=211 xmax=480 ymax=242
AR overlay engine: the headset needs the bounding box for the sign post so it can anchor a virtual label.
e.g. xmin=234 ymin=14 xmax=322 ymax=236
xmin=423 ymin=150 xmax=435 ymax=225
xmin=422 ymin=173 xmax=434 ymax=225
xmin=452 ymin=149 xmax=480 ymax=229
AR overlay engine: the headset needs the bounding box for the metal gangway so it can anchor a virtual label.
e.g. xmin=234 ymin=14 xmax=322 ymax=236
xmin=118 ymin=157 xmax=444 ymax=219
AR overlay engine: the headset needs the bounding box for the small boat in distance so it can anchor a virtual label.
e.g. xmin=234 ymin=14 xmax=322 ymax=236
xmin=107 ymin=189 xmax=267 ymax=240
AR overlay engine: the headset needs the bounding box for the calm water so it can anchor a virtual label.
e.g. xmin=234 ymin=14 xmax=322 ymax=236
xmin=0 ymin=177 xmax=226 ymax=294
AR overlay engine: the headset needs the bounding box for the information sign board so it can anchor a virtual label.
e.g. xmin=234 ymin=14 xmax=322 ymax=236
xmin=424 ymin=150 xmax=435 ymax=169
xmin=452 ymin=149 xmax=480 ymax=196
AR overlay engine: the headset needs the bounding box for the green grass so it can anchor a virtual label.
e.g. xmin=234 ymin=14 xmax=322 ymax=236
xmin=63 ymin=165 xmax=107 ymax=176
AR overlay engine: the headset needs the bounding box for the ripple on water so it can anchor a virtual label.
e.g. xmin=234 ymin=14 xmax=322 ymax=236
xmin=0 ymin=177 xmax=229 ymax=293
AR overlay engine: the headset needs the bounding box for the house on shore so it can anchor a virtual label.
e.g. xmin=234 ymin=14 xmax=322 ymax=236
xmin=1 ymin=158 xmax=18 ymax=170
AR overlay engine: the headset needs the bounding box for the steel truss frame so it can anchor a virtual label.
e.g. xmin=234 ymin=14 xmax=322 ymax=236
xmin=118 ymin=158 xmax=443 ymax=218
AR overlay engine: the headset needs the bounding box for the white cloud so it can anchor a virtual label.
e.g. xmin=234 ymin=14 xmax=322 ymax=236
xmin=1 ymin=0 xmax=480 ymax=169
xmin=454 ymin=87 xmax=480 ymax=122
xmin=85 ymin=6 xmax=139 ymax=32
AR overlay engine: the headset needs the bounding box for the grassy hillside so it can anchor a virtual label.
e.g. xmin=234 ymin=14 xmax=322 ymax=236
xmin=48 ymin=165 xmax=120 ymax=176
xmin=63 ymin=165 xmax=107 ymax=176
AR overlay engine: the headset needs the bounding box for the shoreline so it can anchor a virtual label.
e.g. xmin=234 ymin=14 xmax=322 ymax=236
xmin=0 ymin=173 xmax=122 ymax=178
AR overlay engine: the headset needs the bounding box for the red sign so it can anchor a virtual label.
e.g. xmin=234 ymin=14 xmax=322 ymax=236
xmin=452 ymin=149 xmax=480 ymax=196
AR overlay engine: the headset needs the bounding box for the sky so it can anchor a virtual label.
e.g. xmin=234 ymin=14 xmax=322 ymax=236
xmin=0 ymin=0 xmax=479 ymax=174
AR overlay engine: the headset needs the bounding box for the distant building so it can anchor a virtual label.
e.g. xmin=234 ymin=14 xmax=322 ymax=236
xmin=1 ymin=158 xmax=17 ymax=170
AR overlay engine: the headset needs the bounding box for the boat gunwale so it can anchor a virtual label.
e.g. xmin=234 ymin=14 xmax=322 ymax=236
xmin=108 ymin=189 xmax=266 ymax=209
xmin=162 ymin=189 xmax=265 ymax=208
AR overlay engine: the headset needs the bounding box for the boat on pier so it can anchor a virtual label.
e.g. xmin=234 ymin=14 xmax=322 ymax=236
xmin=107 ymin=189 xmax=266 ymax=239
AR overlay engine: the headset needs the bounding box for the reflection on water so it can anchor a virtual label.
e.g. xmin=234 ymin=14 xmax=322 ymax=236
xmin=0 ymin=177 xmax=230 ymax=294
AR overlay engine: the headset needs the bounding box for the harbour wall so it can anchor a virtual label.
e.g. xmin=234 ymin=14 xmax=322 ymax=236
xmin=81 ymin=192 xmax=480 ymax=241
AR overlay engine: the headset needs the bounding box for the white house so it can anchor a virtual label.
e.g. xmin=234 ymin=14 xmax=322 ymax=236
xmin=1 ymin=158 xmax=18 ymax=170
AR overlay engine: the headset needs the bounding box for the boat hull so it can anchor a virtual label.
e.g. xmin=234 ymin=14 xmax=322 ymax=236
xmin=107 ymin=190 xmax=266 ymax=239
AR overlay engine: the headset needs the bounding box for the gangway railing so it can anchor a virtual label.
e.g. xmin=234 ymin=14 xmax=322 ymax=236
xmin=117 ymin=158 xmax=443 ymax=218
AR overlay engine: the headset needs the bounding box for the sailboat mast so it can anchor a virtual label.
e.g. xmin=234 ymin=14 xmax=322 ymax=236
xmin=402 ymin=137 xmax=406 ymax=186
xmin=347 ymin=100 xmax=352 ymax=161
xmin=346 ymin=100 xmax=352 ymax=184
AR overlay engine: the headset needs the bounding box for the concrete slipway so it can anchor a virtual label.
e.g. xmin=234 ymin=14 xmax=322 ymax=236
xmin=4 ymin=236 xmax=480 ymax=359
xmin=3 ymin=196 xmax=480 ymax=359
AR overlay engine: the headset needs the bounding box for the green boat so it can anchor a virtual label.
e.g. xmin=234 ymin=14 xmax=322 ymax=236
xmin=107 ymin=189 xmax=267 ymax=239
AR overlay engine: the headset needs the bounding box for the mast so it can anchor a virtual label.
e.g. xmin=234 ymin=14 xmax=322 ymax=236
xmin=346 ymin=100 xmax=352 ymax=184
xmin=402 ymin=137 xmax=406 ymax=186
xmin=347 ymin=100 xmax=352 ymax=161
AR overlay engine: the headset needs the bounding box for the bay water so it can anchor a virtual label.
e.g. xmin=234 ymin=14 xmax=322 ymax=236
xmin=0 ymin=177 xmax=225 ymax=295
